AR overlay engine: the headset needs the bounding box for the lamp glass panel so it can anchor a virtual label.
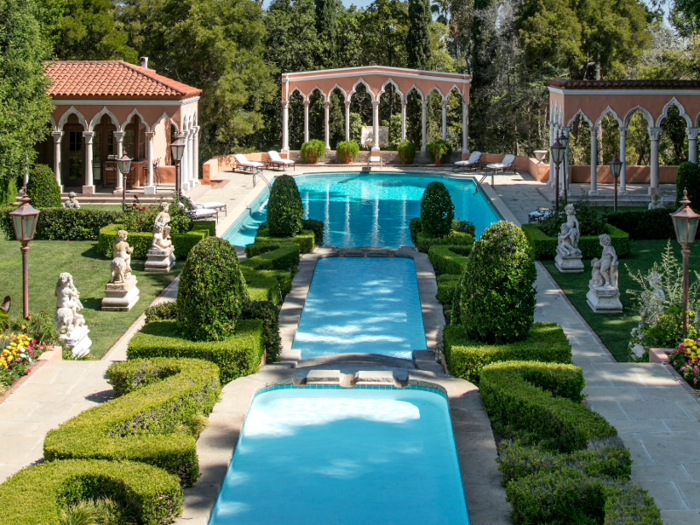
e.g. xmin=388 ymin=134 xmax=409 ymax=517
xmin=27 ymin=212 xmax=39 ymax=240
xmin=688 ymin=217 xmax=699 ymax=244
xmin=550 ymin=145 xmax=565 ymax=164
xmin=674 ymin=216 xmax=689 ymax=244
xmin=22 ymin=215 xmax=34 ymax=241
xmin=11 ymin=215 xmax=23 ymax=241
xmin=610 ymin=161 xmax=622 ymax=178
xmin=117 ymin=157 xmax=131 ymax=175
xmin=171 ymin=141 xmax=185 ymax=162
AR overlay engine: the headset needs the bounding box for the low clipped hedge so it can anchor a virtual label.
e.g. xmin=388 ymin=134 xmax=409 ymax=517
xmin=436 ymin=274 xmax=460 ymax=306
xmin=242 ymin=243 xmax=300 ymax=271
xmin=443 ymin=322 xmax=572 ymax=383
xmin=416 ymin=231 xmax=474 ymax=254
xmin=0 ymin=459 xmax=182 ymax=525
xmin=44 ymin=358 xmax=221 ymax=486
xmin=255 ymin=225 xmax=315 ymax=254
xmin=604 ymin=207 xmax=675 ymax=240
xmin=429 ymin=245 xmax=472 ymax=276
xmin=480 ymin=360 xmax=616 ymax=453
xmin=1 ymin=208 xmax=122 ymax=241
xmin=302 ymin=219 xmax=324 ymax=247
xmin=522 ymin=223 xmax=629 ymax=259
xmin=97 ymin=221 xmax=213 ymax=259
xmin=241 ymin=266 xmax=292 ymax=304
xmin=127 ymin=319 xmax=265 ymax=384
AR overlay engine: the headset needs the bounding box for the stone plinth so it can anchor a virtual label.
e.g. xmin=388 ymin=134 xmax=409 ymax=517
xmin=145 ymin=246 xmax=175 ymax=273
xmin=555 ymin=251 xmax=584 ymax=273
xmin=102 ymin=275 xmax=139 ymax=311
xmin=586 ymin=283 xmax=623 ymax=313
xmin=59 ymin=326 xmax=92 ymax=358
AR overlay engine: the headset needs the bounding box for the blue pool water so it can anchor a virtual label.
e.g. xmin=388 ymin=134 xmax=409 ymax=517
xmin=292 ymin=257 xmax=426 ymax=359
xmin=223 ymin=172 xmax=501 ymax=248
xmin=208 ymin=386 xmax=470 ymax=525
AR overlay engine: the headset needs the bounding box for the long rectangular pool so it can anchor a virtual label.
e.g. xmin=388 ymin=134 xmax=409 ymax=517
xmin=292 ymin=257 xmax=426 ymax=359
xmin=208 ymin=385 xmax=470 ymax=525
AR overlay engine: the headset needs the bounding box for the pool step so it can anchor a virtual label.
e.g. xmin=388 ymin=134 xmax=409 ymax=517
xmin=293 ymin=368 xmax=409 ymax=388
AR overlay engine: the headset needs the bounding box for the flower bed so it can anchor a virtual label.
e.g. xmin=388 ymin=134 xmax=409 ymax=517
xmin=0 ymin=332 xmax=39 ymax=390
xmin=669 ymin=338 xmax=700 ymax=389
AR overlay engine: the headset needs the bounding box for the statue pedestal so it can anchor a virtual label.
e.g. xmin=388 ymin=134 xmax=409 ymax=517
xmin=59 ymin=325 xmax=92 ymax=358
xmin=145 ymin=246 xmax=176 ymax=273
xmin=586 ymin=283 xmax=623 ymax=313
xmin=102 ymin=275 xmax=139 ymax=311
xmin=555 ymin=249 xmax=584 ymax=273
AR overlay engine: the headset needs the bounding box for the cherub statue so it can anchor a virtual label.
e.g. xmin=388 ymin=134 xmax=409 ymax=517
xmin=55 ymin=273 xmax=85 ymax=334
xmin=153 ymin=202 xmax=171 ymax=241
xmin=590 ymin=258 xmax=605 ymax=288
xmin=110 ymin=230 xmax=133 ymax=283
xmin=640 ymin=272 xmax=665 ymax=325
xmin=62 ymin=192 xmax=80 ymax=209
xmin=558 ymin=223 xmax=580 ymax=256
xmin=596 ymin=233 xmax=618 ymax=288
xmin=151 ymin=220 xmax=172 ymax=252
xmin=564 ymin=203 xmax=580 ymax=249
xmin=648 ymin=193 xmax=663 ymax=210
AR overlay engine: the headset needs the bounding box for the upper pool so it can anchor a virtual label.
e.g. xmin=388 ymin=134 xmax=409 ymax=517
xmin=223 ymin=172 xmax=501 ymax=248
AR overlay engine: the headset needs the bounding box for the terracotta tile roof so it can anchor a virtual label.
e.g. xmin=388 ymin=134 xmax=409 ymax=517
xmin=546 ymin=78 xmax=700 ymax=89
xmin=45 ymin=60 xmax=202 ymax=99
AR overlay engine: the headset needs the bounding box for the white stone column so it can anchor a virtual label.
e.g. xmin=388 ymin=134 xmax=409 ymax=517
xmin=304 ymin=100 xmax=310 ymax=143
xmin=52 ymin=131 xmax=63 ymax=192
xmin=590 ymin=125 xmax=598 ymax=195
xmin=281 ymin=101 xmax=289 ymax=152
xmin=143 ymin=131 xmax=156 ymax=195
xmin=401 ymin=98 xmax=407 ymax=143
xmin=113 ymin=131 xmax=125 ymax=191
xmin=188 ymin=129 xmax=196 ymax=186
xmin=372 ymin=99 xmax=380 ymax=152
xmin=619 ymin=127 xmax=627 ymax=195
xmin=181 ymin=130 xmax=191 ymax=192
xmin=193 ymin=126 xmax=200 ymax=186
xmin=82 ymin=131 xmax=95 ymax=194
xmin=687 ymin=127 xmax=699 ymax=164
xmin=462 ymin=102 xmax=469 ymax=153
xmin=441 ymin=99 xmax=448 ymax=141
xmin=649 ymin=127 xmax=662 ymax=194
xmin=421 ymin=98 xmax=427 ymax=152
xmin=344 ymin=101 xmax=350 ymax=142
xmin=324 ymin=100 xmax=331 ymax=151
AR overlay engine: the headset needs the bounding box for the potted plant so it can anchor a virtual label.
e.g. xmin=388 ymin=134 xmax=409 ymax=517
xmin=336 ymin=141 xmax=360 ymax=164
xmin=300 ymin=140 xmax=326 ymax=164
xmin=398 ymin=142 xmax=417 ymax=164
xmin=426 ymin=140 xmax=453 ymax=165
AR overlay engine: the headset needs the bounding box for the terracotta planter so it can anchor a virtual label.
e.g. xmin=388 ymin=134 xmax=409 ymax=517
xmin=434 ymin=156 xmax=443 ymax=165
xmin=341 ymin=154 xmax=353 ymax=164
xmin=308 ymin=152 xmax=318 ymax=164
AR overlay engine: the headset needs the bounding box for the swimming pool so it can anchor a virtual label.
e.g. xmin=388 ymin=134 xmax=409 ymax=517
xmin=292 ymin=257 xmax=426 ymax=359
xmin=223 ymin=172 xmax=501 ymax=248
xmin=208 ymin=385 xmax=470 ymax=525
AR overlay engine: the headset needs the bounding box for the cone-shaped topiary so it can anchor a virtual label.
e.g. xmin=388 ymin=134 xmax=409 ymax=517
xmin=26 ymin=164 xmax=61 ymax=208
xmin=177 ymin=237 xmax=248 ymax=341
xmin=459 ymin=221 xmax=536 ymax=344
xmin=267 ymin=174 xmax=303 ymax=238
xmin=420 ymin=181 xmax=454 ymax=238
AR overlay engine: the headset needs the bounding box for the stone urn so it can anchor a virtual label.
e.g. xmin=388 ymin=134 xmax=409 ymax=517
xmin=534 ymin=150 xmax=548 ymax=164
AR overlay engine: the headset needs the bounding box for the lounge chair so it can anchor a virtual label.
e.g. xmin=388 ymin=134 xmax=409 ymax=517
xmin=233 ymin=154 xmax=264 ymax=174
xmin=178 ymin=201 xmax=218 ymax=222
xmin=486 ymin=154 xmax=516 ymax=175
xmin=182 ymin=195 xmax=227 ymax=216
xmin=453 ymin=151 xmax=482 ymax=172
xmin=267 ymin=151 xmax=295 ymax=171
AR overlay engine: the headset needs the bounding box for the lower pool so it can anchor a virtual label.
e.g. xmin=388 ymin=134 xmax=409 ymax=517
xmin=208 ymin=385 xmax=470 ymax=525
xmin=292 ymin=257 xmax=426 ymax=359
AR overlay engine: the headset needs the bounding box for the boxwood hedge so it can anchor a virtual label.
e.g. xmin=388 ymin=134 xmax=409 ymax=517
xmin=97 ymin=221 xmax=213 ymax=259
xmin=43 ymin=358 xmax=221 ymax=486
xmin=1 ymin=208 xmax=122 ymax=241
xmin=267 ymin=174 xmax=303 ymax=237
xmin=522 ymin=223 xmax=630 ymax=260
xmin=420 ymin=181 xmax=455 ymax=238
xmin=416 ymin=230 xmax=474 ymax=254
xmin=603 ymin=207 xmax=675 ymax=240
xmin=255 ymin=225 xmax=315 ymax=254
xmin=428 ymin=245 xmax=472 ymax=276
xmin=242 ymin=243 xmax=300 ymax=271
xmin=0 ymin=459 xmax=182 ymax=525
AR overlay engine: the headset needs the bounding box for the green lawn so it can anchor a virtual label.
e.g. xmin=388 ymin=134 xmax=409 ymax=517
xmin=542 ymin=239 xmax=700 ymax=362
xmin=77 ymin=204 xmax=125 ymax=213
xmin=0 ymin=236 xmax=182 ymax=359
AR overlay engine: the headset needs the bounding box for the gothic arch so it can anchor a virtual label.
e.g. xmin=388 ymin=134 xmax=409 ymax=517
xmin=623 ymin=106 xmax=654 ymax=128
xmin=348 ymin=78 xmax=375 ymax=102
xmin=89 ymin=107 xmax=120 ymax=131
xmin=595 ymin=107 xmax=623 ymax=128
xmin=656 ymin=97 xmax=693 ymax=128
xmin=567 ymin=109 xmax=594 ymax=129
xmin=120 ymin=108 xmax=149 ymax=132
xmin=58 ymin=107 xmax=87 ymax=130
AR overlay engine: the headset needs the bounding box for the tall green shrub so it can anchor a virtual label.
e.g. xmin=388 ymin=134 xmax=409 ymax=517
xmin=26 ymin=164 xmax=61 ymax=208
xmin=177 ymin=237 xmax=247 ymax=341
xmin=300 ymin=140 xmax=326 ymax=163
xmin=336 ymin=141 xmax=359 ymax=163
xmin=676 ymin=161 xmax=700 ymax=207
xmin=420 ymin=181 xmax=454 ymax=238
xmin=407 ymin=0 xmax=432 ymax=69
xmin=426 ymin=140 xmax=453 ymax=163
xmin=459 ymin=221 xmax=536 ymax=343
xmin=267 ymin=175 xmax=303 ymax=238
xmin=398 ymin=142 xmax=417 ymax=164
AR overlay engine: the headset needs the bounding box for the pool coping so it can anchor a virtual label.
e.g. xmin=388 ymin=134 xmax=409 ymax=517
xmin=175 ymin=366 xmax=513 ymax=525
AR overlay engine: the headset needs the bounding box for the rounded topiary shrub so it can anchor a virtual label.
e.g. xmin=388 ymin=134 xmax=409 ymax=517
xmin=676 ymin=161 xmax=700 ymax=207
xmin=336 ymin=141 xmax=360 ymax=164
xmin=177 ymin=237 xmax=247 ymax=341
xmin=398 ymin=142 xmax=417 ymax=164
xmin=420 ymin=181 xmax=455 ymax=238
xmin=426 ymin=140 xmax=453 ymax=164
xmin=300 ymin=139 xmax=326 ymax=164
xmin=459 ymin=221 xmax=536 ymax=344
xmin=26 ymin=164 xmax=61 ymax=208
xmin=267 ymin=174 xmax=303 ymax=238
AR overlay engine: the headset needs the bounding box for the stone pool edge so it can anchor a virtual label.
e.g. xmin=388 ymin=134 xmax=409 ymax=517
xmin=175 ymin=366 xmax=513 ymax=525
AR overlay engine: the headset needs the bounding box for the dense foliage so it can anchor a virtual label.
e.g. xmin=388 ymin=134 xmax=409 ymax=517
xmin=420 ymin=181 xmax=455 ymax=238
xmin=604 ymin=207 xmax=675 ymax=240
xmin=397 ymin=141 xmax=416 ymax=164
xmin=335 ymin=141 xmax=360 ymax=163
xmin=300 ymin=139 xmax=326 ymax=163
xmin=676 ymin=161 xmax=700 ymax=207
xmin=26 ymin=164 xmax=61 ymax=208
xmin=267 ymin=175 xmax=304 ymax=238
xmin=177 ymin=237 xmax=247 ymax=341
xmin=459 ymin=222 xmax=536 ymax=344
xmin=540 ymin=198 xmax=605 ymax=237
xmin=406 ymin=0 xmax=432 ymax=69
xmin=426 ymin=139 xmax=453 ymax=163
xmin=1 ymin=208 xmax=121 ymax=241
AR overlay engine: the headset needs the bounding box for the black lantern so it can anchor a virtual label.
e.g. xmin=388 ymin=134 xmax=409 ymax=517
xmin=671 ymin=189 xmax=700 ymax=336
xmin=609 ymin=153 xmax=623 ymax=212
xmin=9 ymin=192 xmax=40 ymax=318
xmin=550 ymin=137 xmax=566 ymax=212
xmin=170 ymin=134 xmax=186 ymax=197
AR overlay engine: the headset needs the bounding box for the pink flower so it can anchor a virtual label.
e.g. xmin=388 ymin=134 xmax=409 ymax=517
xmin=695 ymin=379 xmax=698 ymax=385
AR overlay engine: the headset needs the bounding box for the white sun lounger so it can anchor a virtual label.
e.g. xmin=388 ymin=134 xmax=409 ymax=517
xmin=178 ymin=201 xmax=218 ymax=222
xmin=453 ymin=151 xmax=482 ymax=172
xmin=486 ymin=154 xmax=516 ymax=175
xmin=182 ymin=195 xmax=227 ymax=216
xmin=234 ymin=154 xmax=264 ymax=174
xmin=267 ymin=151 xmax=295 ymax=171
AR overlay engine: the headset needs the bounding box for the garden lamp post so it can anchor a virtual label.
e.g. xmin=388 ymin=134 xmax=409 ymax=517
xmin=170 ymin=135 xmax=186 ymax=198
xmin=550 ymin=137 xmax=566 ymax=212
xmin=609 ymin=153 xmax=623 ymax=213
xmin=9 ymin=192 xmax=40 ymax=319
xmin=558 ymin=132 xmax=569 ymax=201
xmin=671 ymin=189 xmax=700 ymax=337
xmin=117 ymin=153 xmax=132 ymax=212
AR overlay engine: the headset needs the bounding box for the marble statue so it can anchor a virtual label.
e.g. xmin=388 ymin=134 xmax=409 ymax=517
xmin=103 ymin=230 xmax=140 ymax=310
xmin=55 ymin=273 xmax=91 ymax=357
xmin=648 ymin=192 xmax=663 ymax=210
xmin=630 ymin=272 xmax=666 ymax=357
xmin=62 ymin=192 xmax=80 ymax=209
xmin=564 ymin=204 xmax=580 ymax=246
xmin=555 ymin=204 xmax=583 ymax=273
xmin=586 ymin=234 xmax=623 ymax=313
xmin=110 ymin=230 xmax=133 ymax=284
xmin=145 ymin=202 xmax=176 ymax=273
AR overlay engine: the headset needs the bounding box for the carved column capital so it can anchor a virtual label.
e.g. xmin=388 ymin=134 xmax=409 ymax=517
xmin=648 ymin=127 xmax=663 ymax=141
xmin=51 ymin=130 xmax=64 ymax=142
xmin=687 ymin=127 xmax=700 ymax=140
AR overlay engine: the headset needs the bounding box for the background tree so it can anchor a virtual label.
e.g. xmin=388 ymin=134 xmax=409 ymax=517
xmin=407 ymin=0 xmax=432 ymax=69
xmin=315 ymin=0 xmax=338 ymax=68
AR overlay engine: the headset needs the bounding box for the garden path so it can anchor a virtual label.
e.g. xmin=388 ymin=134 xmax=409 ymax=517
xmin=535 ymin=264 xmax=700 ymax=525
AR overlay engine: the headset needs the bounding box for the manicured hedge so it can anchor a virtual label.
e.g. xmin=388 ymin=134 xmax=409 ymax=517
xmin=44 ymin=358 xmax=221 ymax=486
xmin=604 ymin=207 xmax=675 ymax=240
xmin=522 ymin=223 xmax=629 ymax=259
xmin=97 ymin=221 xmax=213 ymax=259
xmin=443 ymin=322 xmax=572 ymax=383
xmin=480 ymin=360 xmax=616 ymax=453
xmin=242 ymin=243 xmax=300 ymax=271
xmin=420 ymin=181 xmax=454 ymax=237
xmin=436 ymin=274 xmax=460 ymax=306
xmin=241 ymin=266 xmax=292 ymax=304
xmin=428 ymin=245 xmax=472 ymax=276
xmin=267 ymin=174 xmax=303 ymax=237
xmin=302 ymin=219 xmax=324 ymax=247
xmin=0 ymin=459 xmax=182 ymax=525
xmin=1 ymin=208 xmax=122 ymax=241
xmin=127 ymin=319 xmax=264 ymax=384
xmin=416 ymin=230 xmax=474 ymax=254
xmin=26 ymin=164 xmax=61 ymax=208
xmin=255 ymin=226 xmax=315 ymax=253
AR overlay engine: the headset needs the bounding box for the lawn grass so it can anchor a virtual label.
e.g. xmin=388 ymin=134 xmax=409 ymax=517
xmin=77 ymin=204 xmax=125 ymax=213
xmin=0 ymin=236 xmax=182 ymax=359
xmin=542 ymin=239 xmax=700 ymax=362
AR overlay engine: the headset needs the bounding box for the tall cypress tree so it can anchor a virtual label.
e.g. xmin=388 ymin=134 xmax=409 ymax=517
xmin=315 ymin=0 xmax=337 ymax=68
xmin=407 ymin=0 xmax=432 ymax=70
